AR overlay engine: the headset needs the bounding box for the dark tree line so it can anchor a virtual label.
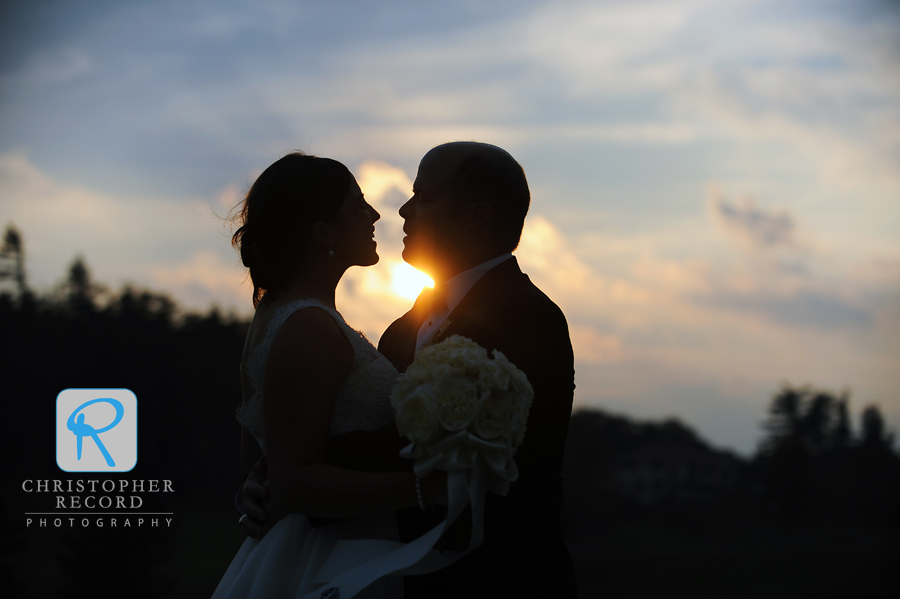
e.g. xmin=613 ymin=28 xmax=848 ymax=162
xmin=2 ymin=225 xmax=897 ymax=597
xmin=756 ymin=385 xmax=899 ymax=530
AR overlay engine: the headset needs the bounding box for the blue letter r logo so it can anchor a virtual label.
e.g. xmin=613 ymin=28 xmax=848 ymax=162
xmin=57 ymin=389 xmax=137 ymax=472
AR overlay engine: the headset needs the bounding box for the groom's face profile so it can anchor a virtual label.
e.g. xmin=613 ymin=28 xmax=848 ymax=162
xmin=399 ymin=147 xmax=470 ymax=281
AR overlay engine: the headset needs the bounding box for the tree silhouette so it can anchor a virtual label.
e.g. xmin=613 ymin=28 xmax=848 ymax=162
xmin=757 ymin=385 xmax=900 ymax=533
xmin=58 ymin=255 xmax=105 ymax=314
xmin=832 ymin=398 xmax=851 ymax=450
xmin=761 ymin=385 xmax=851 ymax=456
xmin=0 ymin=224 xmax=28 ymax=296
xmin=861 ymin=404 xmax=894 ymax=450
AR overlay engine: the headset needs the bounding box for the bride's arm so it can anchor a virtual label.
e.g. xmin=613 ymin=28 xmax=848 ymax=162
xmin=263 ymin=308 xmax=434 ymax=520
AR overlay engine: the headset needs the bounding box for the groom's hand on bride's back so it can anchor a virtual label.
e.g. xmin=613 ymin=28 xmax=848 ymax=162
xmin=240 ymin=456 xmax=271 ymax=539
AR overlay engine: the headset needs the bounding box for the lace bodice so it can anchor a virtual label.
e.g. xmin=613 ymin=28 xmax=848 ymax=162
xmin=236 ymin=298 xmax=398 ymax=453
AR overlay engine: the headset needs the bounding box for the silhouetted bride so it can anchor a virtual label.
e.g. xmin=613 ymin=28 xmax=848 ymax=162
xmin=212 ymin=153 xmax=442 ymax=598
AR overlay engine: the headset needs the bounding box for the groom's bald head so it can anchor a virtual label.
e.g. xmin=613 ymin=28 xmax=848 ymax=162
xmin=400 ymin=141 xmax=531 ymax=281
xmin=421 ymin=142 xmax=530 ymax=253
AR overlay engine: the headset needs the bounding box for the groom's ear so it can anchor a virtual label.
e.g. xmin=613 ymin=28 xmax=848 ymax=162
xmin=463 ymin=201 xmax=493 ymax=228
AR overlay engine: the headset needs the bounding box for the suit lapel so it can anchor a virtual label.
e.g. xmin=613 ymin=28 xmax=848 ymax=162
xmin=384 ymin=257 xmax=523 ymax=365
xmin=430 ymin=257 xmax=522 ymax=346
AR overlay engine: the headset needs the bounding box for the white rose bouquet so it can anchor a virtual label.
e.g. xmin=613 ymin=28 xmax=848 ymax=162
xmin=393 ymin=334 xmax=533 ymax=450
xmin=391 ymin=335 xmax=534 ymax=551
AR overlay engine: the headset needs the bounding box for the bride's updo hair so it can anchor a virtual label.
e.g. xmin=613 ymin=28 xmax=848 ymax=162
xmin=232 ymin=152 xmax=354 ymax=307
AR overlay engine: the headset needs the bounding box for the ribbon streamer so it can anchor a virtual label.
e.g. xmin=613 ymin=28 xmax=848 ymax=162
xmin=301 ymin=434 xmax=519 ymax=599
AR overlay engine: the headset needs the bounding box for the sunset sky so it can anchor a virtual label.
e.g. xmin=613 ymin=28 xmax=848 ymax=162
xmin=1 ymin=0 xmax=898 ymax=454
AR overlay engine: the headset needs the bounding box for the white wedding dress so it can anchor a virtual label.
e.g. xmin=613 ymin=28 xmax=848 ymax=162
xmin=212 ymin=298 xmax=402 ymax=599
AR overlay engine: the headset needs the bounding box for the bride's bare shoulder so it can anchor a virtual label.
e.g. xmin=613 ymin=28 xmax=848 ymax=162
xmin=243 ymin=297 xmax=327 ymax=356
xmin=266 ymin=305 xmax=354 ymax=380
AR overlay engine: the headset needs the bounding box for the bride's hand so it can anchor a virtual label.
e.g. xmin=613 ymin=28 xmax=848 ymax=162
xmin=421 ymin=470 xmax=448 ymax=508
xmin=240 ymin=456 xmax=271 ymax=538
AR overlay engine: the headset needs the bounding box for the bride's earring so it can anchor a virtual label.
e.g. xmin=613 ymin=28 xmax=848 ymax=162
xmin=328 ymin=248 xmax=335 ymax=258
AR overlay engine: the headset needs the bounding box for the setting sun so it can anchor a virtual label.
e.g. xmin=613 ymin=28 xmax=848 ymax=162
xmin=391 ymin=262 xmax=433 ymax=300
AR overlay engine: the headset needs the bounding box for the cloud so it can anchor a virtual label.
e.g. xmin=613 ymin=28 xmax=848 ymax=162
xmin=520 ymin=0 xmax=700 ymax=95
xmin=33 ymin=48 xmax=93 ymax=84
xmin=151 ymin=249 xmax=250 ymax=310
xmin=570 ymin=326 xmax=624 ymax=364
xmin=517 ymin=214 xmax=593 ymax=293
xmin=698 ymin=186 xmax=884 ymax=330
xmin=356 ymin=160 xmax=413 ymax=210
xmin=709 ymin=192 xmax=798 ymax=252
xmin=0 ymin=152 xmax=244 ymax=311
xmin=694 ymin=288 xmax=872 ymax=330
xmin=0 ymin=153 xmax=54 ymax=198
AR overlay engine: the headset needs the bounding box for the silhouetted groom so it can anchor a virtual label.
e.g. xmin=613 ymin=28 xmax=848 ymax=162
xmin=379 ymin=142 xmax=577 ymax=598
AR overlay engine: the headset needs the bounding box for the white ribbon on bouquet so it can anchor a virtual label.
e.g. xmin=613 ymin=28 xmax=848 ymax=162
xmin=301 ymin=430 xmax=519 ymax=599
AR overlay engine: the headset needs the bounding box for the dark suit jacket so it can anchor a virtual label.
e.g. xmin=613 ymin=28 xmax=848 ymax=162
xmin=378 ymin=256 xmax=577 ymax=599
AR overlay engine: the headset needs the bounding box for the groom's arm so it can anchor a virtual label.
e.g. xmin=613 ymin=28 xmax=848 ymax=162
xmin=496 ymin=302 xmax=573 ymax=486
xmin=306 ymin=426 xmax=409 ymax=527
xmin=238 ymin=426 xmax=409 ymax=536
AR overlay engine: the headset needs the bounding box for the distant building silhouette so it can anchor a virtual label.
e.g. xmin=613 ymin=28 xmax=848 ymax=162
xmin=610 ymin=440 xmax=741 ymax=507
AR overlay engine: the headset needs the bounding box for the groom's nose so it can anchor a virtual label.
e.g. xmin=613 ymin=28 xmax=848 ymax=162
xmin=399 ymin=197 xmax=413 ymax=220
